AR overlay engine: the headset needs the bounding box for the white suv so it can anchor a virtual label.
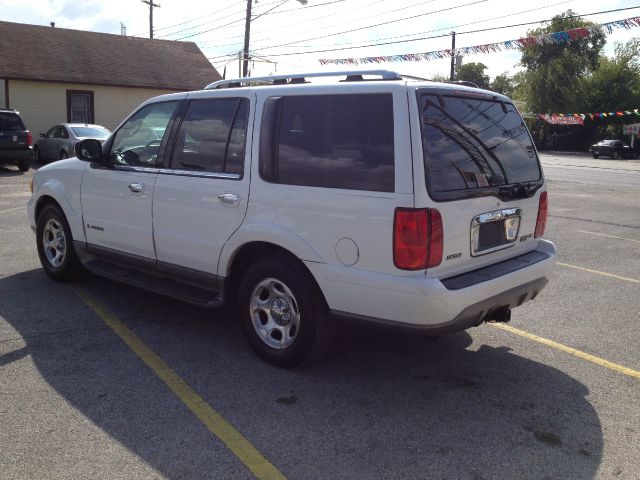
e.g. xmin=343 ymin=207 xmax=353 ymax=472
xmin=27 ymin=70 xmax=556 ymax=366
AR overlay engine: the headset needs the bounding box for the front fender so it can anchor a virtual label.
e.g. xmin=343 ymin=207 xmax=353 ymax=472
xmin=218 ymin=221 xmax=325 ymax=276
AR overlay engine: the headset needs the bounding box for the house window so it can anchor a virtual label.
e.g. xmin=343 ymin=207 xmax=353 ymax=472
xmin=67 ymin=90 xmax=94 ymax=123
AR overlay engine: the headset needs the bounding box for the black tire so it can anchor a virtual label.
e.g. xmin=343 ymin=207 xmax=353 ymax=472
xmin=17 ymin=156 xmax=31 ymax=172
xmin=33 ymin=146 xmax=41 ymax=164
xmin=613 ymin=151 xmax=621 ymax=160
xmin=592 ymin=153 xmax=599 ymax=159
xmin=238 ymin=256 xmax=335 ymax=367
xmin=60 ymin=150 xmax=68 ymax=160
xmin=36 ymin=204 xmax=85 ymax=282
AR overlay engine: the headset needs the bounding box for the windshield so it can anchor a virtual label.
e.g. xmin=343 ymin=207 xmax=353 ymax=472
xmin=420 ymin=92 xmax=542 ymax=200
xmin=71 ymin=126 xmax=110 ymax=139
xmin=0 ymin=113 xmax=25 ymax=131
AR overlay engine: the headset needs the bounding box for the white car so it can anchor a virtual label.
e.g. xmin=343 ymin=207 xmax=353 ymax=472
xmin=27 ymin=70 xmax=556 ymax=367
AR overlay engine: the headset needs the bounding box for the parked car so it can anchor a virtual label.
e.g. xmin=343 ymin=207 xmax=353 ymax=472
xmin=589 ymin=139 xmax=636 ymax=159
xmin=0 ymin=108 xmax=32 ymax=171
xmin=34 ymin=123 xmax=110 ymax=163
xmin=27 ymin=70 xmax=556 ymax=367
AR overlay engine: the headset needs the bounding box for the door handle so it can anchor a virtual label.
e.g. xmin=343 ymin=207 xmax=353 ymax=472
xmin=128 ymin=183 xmax=144 ymax=194
xmin=218 ymin=193 xmax=240 ymax=206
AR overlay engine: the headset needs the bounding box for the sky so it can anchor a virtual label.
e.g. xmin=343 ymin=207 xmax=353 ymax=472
xmin=1 ymin=0 xmax=639 ymax=80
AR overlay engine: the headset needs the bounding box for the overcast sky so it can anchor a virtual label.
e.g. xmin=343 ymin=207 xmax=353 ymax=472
xmin=1 ymin=0 xmax=638 ymax=80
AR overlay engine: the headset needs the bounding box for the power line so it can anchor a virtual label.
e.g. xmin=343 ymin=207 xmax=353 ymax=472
xmin=259 ymin=4 xmax=640 ymax=58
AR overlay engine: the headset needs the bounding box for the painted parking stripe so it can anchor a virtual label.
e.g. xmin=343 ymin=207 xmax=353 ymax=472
xmin=490 ymin=323 xmax=640 ymax=380
xmin=72 ymin=287 xmax=287 ymax=480
xmin=557 ymin=262 xmax=640 ymax=284
xmin=0 ymin=206 xmax=26 ymax=216
xmin=576 ymin=229 xmax=640 ymax=244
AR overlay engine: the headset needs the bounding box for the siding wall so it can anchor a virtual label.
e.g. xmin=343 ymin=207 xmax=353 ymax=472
xmin=0 ymin=79 xmax=6 ymax=108
xmin=8 ymin=80 xmax=178 ymax=137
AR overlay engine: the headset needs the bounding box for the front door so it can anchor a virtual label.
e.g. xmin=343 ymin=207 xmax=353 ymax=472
xmin=153 ymin=93 xmax=252 ymax=276
xmin=81 ymin=100 xmax=180 ymax=260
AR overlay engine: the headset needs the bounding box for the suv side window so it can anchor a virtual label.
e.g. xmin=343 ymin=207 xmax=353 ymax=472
xmin=170 ymin=97 xmax=249 ymax=175
xmin=260 ymin=93 xmax=395 ymax=192
xmin=110 ymin=101 xmax=178 ymax=166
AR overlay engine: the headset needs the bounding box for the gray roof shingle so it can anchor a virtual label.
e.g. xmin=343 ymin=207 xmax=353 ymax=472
xmin=0 ymin=21 xmax=221 ymax=91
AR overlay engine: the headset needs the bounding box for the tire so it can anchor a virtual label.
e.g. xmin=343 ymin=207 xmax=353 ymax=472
xmin=613 ymin=152 xmax=621 ymax=160
xmin=33 ymin=146 xmax=41 ymax=164
xmin=60 ymin=150 xmax=68 ymax=160
xmin=238 ymin=256 xmax=335 ymax=367
xmin=36 ymin=204 xmax=85 ymax=282
xmin=592 ymin=153 xmax=599 ymax=159
xmin=17 ymin=156 xmax=31 ymax=172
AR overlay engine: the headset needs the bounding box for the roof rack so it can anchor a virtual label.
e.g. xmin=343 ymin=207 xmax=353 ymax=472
xmin=204 ymin=70 xmax=403 ymax=90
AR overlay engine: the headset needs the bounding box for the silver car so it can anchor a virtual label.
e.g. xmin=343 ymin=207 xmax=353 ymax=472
xmin=34 ymin=123 xmax=110 ymax=163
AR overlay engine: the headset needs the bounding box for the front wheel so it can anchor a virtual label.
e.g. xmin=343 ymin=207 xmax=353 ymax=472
xmin=592 ymin=153 xmax=599 ymax=159
xmin=613 ymin=151 xmax=621 ymax=160
xmin=238 ymin=256 xmax=335 ymax=367
xmin=36 ymin=204 xmax=85 ymax=281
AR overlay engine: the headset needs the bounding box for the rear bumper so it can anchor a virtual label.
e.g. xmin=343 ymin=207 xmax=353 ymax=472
xmin=307 ymin=239 xmax=556 ymax=333
xmin=0 ymin=148 xmax=33 ymax=163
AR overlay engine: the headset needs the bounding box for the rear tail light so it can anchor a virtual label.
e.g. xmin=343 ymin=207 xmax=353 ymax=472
xmin=26 ymin=131 xmax=32 ymax=147
xmin=534 ymin=191 xmax=548 ymax=238
xmin=393 ymin=208 xmax=443 ymax=270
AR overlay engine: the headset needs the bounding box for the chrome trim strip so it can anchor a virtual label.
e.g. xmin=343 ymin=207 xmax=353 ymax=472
xmin=111 ymin=165 xmax=241 ymax=180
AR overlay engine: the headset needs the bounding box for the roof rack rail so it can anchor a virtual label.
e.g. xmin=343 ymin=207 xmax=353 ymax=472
xmin=204 ymin=70 xmax=403 ymax=90
xmin=446 ymin=80 xmax=480 ymax=89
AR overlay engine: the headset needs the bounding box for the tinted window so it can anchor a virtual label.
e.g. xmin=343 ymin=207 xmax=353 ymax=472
xmin=0 ymin=113 xmax=25 ymax=131
xmin=110 ymin=101 xmax=178 ymax=166
xmin=420 ymin=93 xmax=541 ymax=197
xmin=71 ymin=127 xmax=110 ymax=139
xmin=260 ymin=94 xmax=394 ymax=192
xmin=170 ymin=98 xmax=249 ymax=175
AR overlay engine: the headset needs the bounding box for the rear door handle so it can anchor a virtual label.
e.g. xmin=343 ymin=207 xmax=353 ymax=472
xmin=218 ymin=193 xmax=240 ymax=206
xmin=128 ymin=183 xmax=144 ymax=195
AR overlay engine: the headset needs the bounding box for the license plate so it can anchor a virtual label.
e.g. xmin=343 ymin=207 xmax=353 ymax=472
xmin=471 ymin=208 xmax=521 ymax=256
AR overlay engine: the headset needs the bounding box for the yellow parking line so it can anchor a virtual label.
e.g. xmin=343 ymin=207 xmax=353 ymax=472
xmin=72 ymin=287 xmax=287 ymax=480
xmin=0 ymin=206 xmax=26 ymax=216
xmin=557 ymin=262 xmax=640 ymax=284
xmin=490 ymin=323 xmax=640 ymax=379
xmin=577 ymin=230 xmax=640 ymax=244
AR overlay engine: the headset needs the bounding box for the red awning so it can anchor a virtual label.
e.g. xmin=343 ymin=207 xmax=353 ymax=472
xmin=538 ymin=114 xmax=584 ymax=126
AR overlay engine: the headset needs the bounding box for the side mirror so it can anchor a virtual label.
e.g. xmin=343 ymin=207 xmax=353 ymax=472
xmin=75 ymin=139 xmax=103 ymax=162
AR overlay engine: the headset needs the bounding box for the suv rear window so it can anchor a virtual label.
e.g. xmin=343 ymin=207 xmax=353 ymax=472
xmin=419 ymin=92 xmax=541 ymax=200
xmin=260 ymin=93 xmax=394 ymax=192
xmin=0 ymin=113 xmax=25 ymax=131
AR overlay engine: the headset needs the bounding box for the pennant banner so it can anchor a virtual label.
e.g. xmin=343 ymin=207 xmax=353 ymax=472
xmin=318 ymin=16 xmax=640 ymax=65
xmin=532 ymin=109 xmax=640 ymax=122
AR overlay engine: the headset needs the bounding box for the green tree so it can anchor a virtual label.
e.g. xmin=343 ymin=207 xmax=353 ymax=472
xmin=518 ymin=10 xmax=606 ymax=113
xmin=454 ymin=62 xmax=490 ymax=89
xmin=490 ymin=72 xmax=516 ymax=97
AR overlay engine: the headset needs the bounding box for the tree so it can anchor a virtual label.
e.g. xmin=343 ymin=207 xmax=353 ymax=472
xmin=490 ymin=72 xmax=516 ymax=97
xmin=454 ymin=62 xmax=490 ymax=89
xmin=518 ymin=10 xmax=606 ymax=113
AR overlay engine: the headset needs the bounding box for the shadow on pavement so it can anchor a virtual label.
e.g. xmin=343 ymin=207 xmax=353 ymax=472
xmin=0 ymin=269 xmax=603 ymax=479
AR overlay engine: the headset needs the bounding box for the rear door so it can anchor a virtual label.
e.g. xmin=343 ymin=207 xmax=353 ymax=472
xmin=413 ymin=88 xmax=545 ymax=278
xmin=152 ymin=92 xmax=252 ymax=277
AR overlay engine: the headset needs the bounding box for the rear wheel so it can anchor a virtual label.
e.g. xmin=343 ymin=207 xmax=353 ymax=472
xmin=17 ymin=156 xmax=31 ymax=172
xmin=36 ymin=204 xmax=84 ymax=281
xmin=238 ymin=256 xmax=335 ymax=367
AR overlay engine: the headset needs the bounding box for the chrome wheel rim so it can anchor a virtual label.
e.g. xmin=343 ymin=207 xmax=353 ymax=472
xmin=249 ymin=277 xmax=300 ymax=349
xmin=42 ymin=218 xmax=66 ymax=268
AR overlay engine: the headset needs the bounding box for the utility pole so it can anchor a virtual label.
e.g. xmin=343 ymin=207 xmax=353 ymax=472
xmin=141 ymin=0 xmax=160 ymax=39
xmin=242 ymin=0 xmax=253 ymax=78
xmin=450 ymin=31 xmax=456 ymax=81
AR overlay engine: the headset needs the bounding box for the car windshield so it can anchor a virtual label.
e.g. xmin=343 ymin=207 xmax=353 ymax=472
xmin=0 ymin=113 xmax=25 ymax=131
xmin=419 ymin=92 xmax=541 ymax=198
xmin=598 ymin=140 xmax=615 ymax=145
xmin=71 ymin=127 xmax=110 ymax=139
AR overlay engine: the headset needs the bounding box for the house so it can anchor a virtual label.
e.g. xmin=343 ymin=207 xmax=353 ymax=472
xmin=0 ymin=21 xmax=221 ymax=137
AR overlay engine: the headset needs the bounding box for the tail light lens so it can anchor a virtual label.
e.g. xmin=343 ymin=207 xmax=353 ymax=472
xmin=534 ymin=191 xmax=548 ymax=238
xmin=393 ymin=208 xmax=443 ymax=270
xmin=26 ymin=131 xmax=33 ymax=146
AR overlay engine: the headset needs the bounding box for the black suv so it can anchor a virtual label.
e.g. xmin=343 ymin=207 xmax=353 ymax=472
xmin=0 ymin=108 xmax=33 ymax=171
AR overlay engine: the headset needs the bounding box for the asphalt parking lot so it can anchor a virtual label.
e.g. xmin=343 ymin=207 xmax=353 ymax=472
xmin=1 ymin=153 xmax=638 ymax=480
